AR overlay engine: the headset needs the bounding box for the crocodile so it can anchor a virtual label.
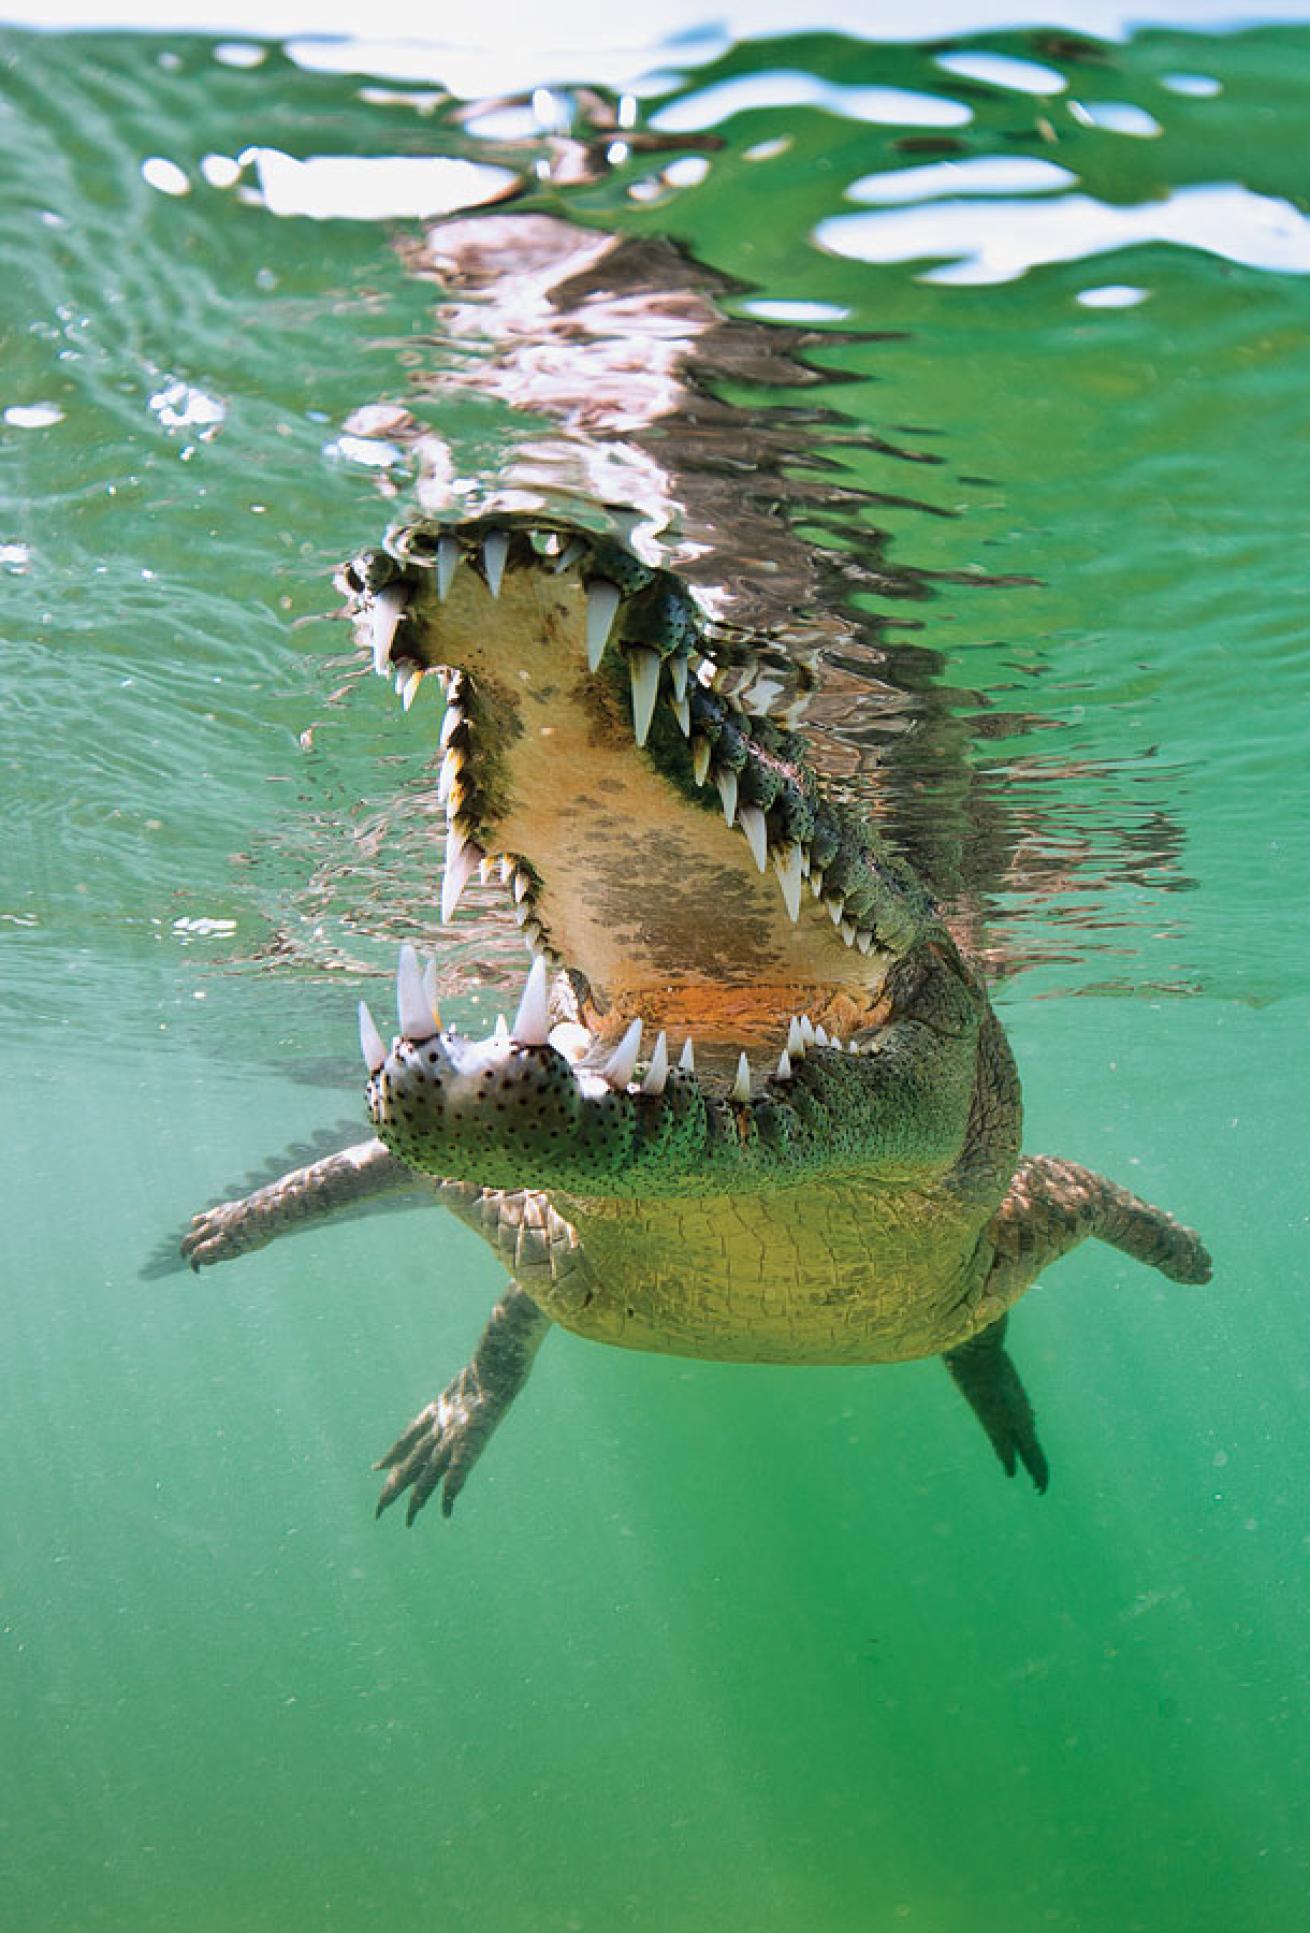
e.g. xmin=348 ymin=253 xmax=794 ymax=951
xmin=181 ymin=512 xmax=1211 ymax=1522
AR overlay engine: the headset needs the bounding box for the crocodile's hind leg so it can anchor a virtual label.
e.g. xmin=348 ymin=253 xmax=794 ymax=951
xmin=945 ymin=1153 xmax=1211 ymax=1492
xmin=375 ymin=1284 xmax=552 ymax=1521
xmin=373 ymin=1186 xmax=595 ymax=1524
xmin=943 ymin=1316 xmax=1049 ymax=1493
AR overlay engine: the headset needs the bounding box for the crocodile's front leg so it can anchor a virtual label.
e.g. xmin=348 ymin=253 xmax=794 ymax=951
xmin=976 ymin=1153 xmax=1212 ymax=1325
xmin=181 ymin=1137 xmax=428 ymax=1269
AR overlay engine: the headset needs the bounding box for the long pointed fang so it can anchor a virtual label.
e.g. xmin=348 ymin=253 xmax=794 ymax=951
xmin=401 ymin=668 xmax=422 ymax=711
xmin=775 ymin=1049 xmax=792 ymax=1081
xmin=773 ymin=842 xmax=803 ymax=922
xmin=786 ymin=1015 xmax=805 ymax=1058
xmin=397 ymin=945 xmax=437 ymax=1041
xmin=439 ymin=703 xmax=463 ymax=750
xmin=628 ymin=647 xmax=661 ymax=747
xmin=856 ymin=929 xmax=875 ymax=955
xmin=714 ymin=766 xmax=738 ymax=825
xmin=731 ymin=1052 xmax=752 ymax=1103
xmin=512 ymin=955 xmax=551 ymax=1045
xmin=585 ymin=580 xmax=621 ymax=671
xmin=441 ymin=831 xmax=482 ymax=925
xmin=371 ymin=585 xmax=406 ymax=675
xmin=670 ymin=656 xmax=689 ymax=704
xmin=359 ymin=1000 xmax=386 ymax=1074
xmin=799 ymin=1014 xmax=816 ymax=1046
xmin=670 ymin=694 xmax=691 ymax=736
xmin=679 ymin=1036 xmax=695 ymax=1072
xmin=482 ymin=530 xmax=508 ymax=598
xmin=640 ymin=1031 xmax=669 ymax=1095
xmin=436 ymin=745 xmax=463 ymax=807
xmin=691 ymin=737 xmax=712 ymax=786
xmin=603 ymin=1018 xmax=643 ymax=1089
xmin=421 ymin=955 xmax=441 ymax=1028
xmin=494 ymin=1013 xmax=510 ymax=1042
xmin=814 ymin=1024 xmax=830 ymax=1047
xmin=436 ymin=536 xmax=459 ymax=600
xmin=737 ymin=804 xmax=768 ymax=872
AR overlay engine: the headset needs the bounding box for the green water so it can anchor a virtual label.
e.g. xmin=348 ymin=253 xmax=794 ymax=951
xmin=2 ymin=20 xmax=1308 ymax=1931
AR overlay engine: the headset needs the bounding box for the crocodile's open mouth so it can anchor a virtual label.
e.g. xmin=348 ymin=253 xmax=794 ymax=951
xmin=340 ymin=516 xmax=974 ymax=1193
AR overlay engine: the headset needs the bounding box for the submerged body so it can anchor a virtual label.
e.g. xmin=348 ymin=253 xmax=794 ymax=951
xmin=181 ymin=515 xmax=1209 ymax=1517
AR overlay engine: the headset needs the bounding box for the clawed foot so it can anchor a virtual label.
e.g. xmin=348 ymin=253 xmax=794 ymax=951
xmin=181 ymin=1200 xmax=267 ymax=1270
xmin=375 ymin=1370 xmax=501 ymax=1523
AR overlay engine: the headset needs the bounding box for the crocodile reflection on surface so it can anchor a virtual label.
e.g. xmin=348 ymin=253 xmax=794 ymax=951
xmin=180 ymin=516 xmax=1210 ymax=1522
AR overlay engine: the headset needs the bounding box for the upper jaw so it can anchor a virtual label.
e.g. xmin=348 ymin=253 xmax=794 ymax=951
xmin=338 ymin=514 xmax=935 ymax=1066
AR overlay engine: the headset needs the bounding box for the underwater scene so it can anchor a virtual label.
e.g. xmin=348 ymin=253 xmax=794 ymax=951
xmin=2 ymin=6 xmax=1308 ymax=1928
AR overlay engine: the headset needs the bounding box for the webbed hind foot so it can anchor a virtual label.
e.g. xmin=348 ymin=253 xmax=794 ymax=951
xmin=375 ymin=1284 xmax=552 ymax=1523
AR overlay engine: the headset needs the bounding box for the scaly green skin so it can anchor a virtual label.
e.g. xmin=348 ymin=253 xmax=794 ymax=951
xmin=177 ymin=515 xmax=1211 ymax=1520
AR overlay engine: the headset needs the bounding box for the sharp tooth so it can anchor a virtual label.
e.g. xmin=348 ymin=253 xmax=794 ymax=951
xmin=512 ymin=954 xmax=551 ymax=1045
xmin=603 ymin=1018 xmax=643 ymax=1088
xmin=827 ymin=898 xmax=845 ymax=927
xmin=393 ymin=668 xmax=407 ymax=697
xmin=436 ymin=745 xmax=463 ymax=807
xmin=513 ymin=900 xmax=533 ymax=927
xmin=670 ymin=694 xmax=691 ymax=736
xmin=585 ymin=580 xmax=621 ymax=670
xmin=814 ymin=1024 xmax=829 ymax=1047
xmin=640 ymin=1031 xmax=669 ymax=1095
xmin=441 ymin=829 xmax=483 ymax=925
xmin=856 ymin=929 xmax=875 ymax=956
xmin=691 ymin=736 xmax=712 ymax=786
xmin=478 ymin=854 xmax=495 ymax=883
xmin=714 ymin=766 xmax=738 ymax=825
xmin=730 ymin=1052 xmax=752 ymax=1103
xmin=841 ymin=919 xmax=858 ymax=947
xmin=554 ymin=538 xmax=585 ymax=574
xmin=499 ymin=854 xmax=515 ymax=885
xmin=436 ymin=536 xmax=460 ymax=600
xmin=799 ymin=1014 xmax=815 ymax=1046
xmin=773 ymin=841 xmax=803 ymax=920
xmin=494 ymin=1013 xmax=510 ymax=1042
xmin=775 ymin=1048 xmax=792 ymax=1080
xmin=482 ymin=530 xmax=508 ymax=598
xmin=371 ymin=585 xmax=406 ymax=675
xmin=628 ymin=647 xmax=661 ymax=747
xmin=832 ymin=1035 xmax=844 ymax=1052
xmin=512 ymin=868 xmax=532 ymax=904
xmin=359 ymin=1000 xmax=386 ymax=1074
xmin=421 ymin=955 xmax=441 ymax=1027
xmin=401 ymin=669 xmax=423 ymax=711
xmin=679 ymin=1036 xmax=695 ymax=1072
xmin=809 ymin=869 xmax=825 ymax=899
xmin=737 ymin=804 xmax=768 ymax=872
xmin=397 ymin=945 xmax=437 ymax=1041
xmin=439 ymin=703 xmax=463 ymax=750
xmin=786 ymin=1016 xmax=805 ymax=1058
xmin=670 ymin=656 xmax=689 ymax=703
